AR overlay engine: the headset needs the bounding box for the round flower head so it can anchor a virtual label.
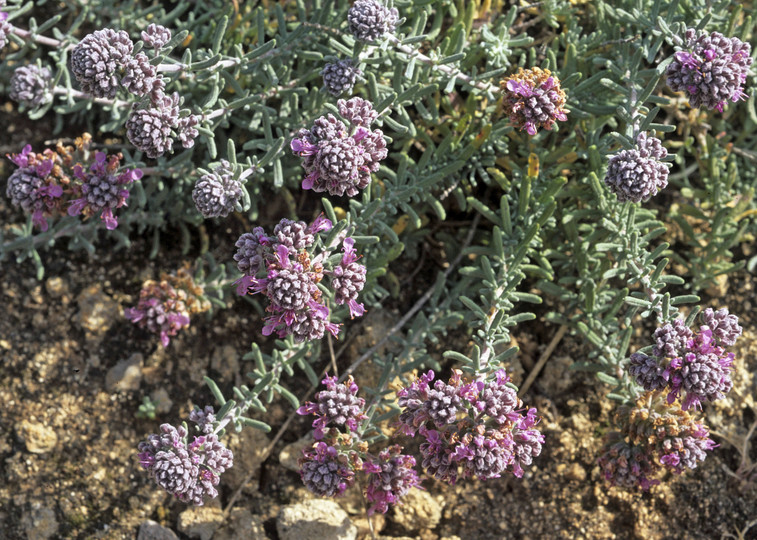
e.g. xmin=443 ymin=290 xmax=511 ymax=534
xmin=500 ymin=67 xmax=568 ymax=135
xmin=273 ymin=219 xmax=314 ymax=251
xmin=666 ymin=29 xmax=753 ymax=112
xmin=629 ymin=352 xmax=668 ymax=392
xmin=700 ymin=307 xmax=742 ymax=347
xmin=192 ymin=160 xmax=242 ymax=218
xmin=71 ymin=29 xmax=134 ymax=98
xmin=126 ymin=93 xmax=197 ymax=158
xmin=347 ymin=0 xmax=399 ymax=42
xmin=652 ymin=318 xmax=693 ymax=358
xmin=234 ymin=227 xmax=270 ymax=277
xmin=338 ymin=96 xmax=379 ymax=128
xmin=604 ymin=132 xmax=669 ymax=203
xmin=10 ymin=65 xmax=53 ymax=107
xmin=141 ymin=23 xmax=172 ymax=51
xmin=364 ymin=446 xmax=420 ymax=515
xmin=5 ymin=145 xmax=63 ymax=231
xmin=122 ymin=52 xmax=164 ymax=98
xmin=322 ymin=59 xmax=362 ymax=97
xmin=299 ymin=442 xmax=355 ymax=497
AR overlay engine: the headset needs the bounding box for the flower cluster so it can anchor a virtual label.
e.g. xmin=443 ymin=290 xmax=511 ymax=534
xmin=138 ymin=406 xmax=233 ymax=505
xmin=5 ymin=134 xmax=141 ymax=231
xmin=191 ymin=160 xmax=243 ymax=218
xmin=0 ymin=0 xmax=11 ymax=50
xmin=234 ymin=216 xmax=367 ymax=341
xmin=347 ymin=0 xmax=399 ymax=42
xmin=9 ymin=65 xmax=53 ymax=108
xmin=397 ymin=369 xmax=544 ymax=484
xmin=290 ymin=97 xmax=387 ymax=197
xmin=321 ymin=59 xmax=362 ymax=97
xmin=297 ymin=375 xmax=420 ymax=514
xmin=628 ymin=307 xmax=740 ymax=411
xmin=125 ymin=266 xmax=211 ymax=347
xmin=598 ymin=392 xmax=717 ymax=490
xmin=68 ymin=151 xmax=143 ymax=230
xmin=604 ymin=132 xmax=670 ymax=203
xmin=666 ymin=29 xmax=753 ymax=112
xmin=500 ymin=67 xmax=568 ymax=136
xmin=126 ymin=91 xmax=199 ymax=159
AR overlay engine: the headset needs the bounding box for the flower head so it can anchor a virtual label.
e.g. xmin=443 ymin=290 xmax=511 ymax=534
xmin=347 ymin=0 xmax=399 ymax=42
xmin=0 ymin=7 xmax=11 ymax=51
xmin=5 ymin=144 xmax=65 ymax=231
xmin=365 ymin=446 xmax=421 ymax=514
xmin=322 ymin=59 xmax=362 ymax=97
xmin=141 ymin=24 xmax=172 ymax=51
xmin=700 ymin=307 xmax=742 ymax=347
xmin=192 ymin=160 xmax=242 ymax=218
xmin=10 ymin=65 xmax=53 ymax=107
xmin=299 ymin=442 xmax=355 ymax=497
xmin=666 ymin=29 xmax=753 ymax=112
xmin=604 ymin=132 xmax=670 ymax=203
xmin=500 ymin=67 xmax=568 ymax=135
xmin=126 ymin=92 xmax=198 ymax=158
xmin=71 ymin=29 xmax=135 ymax=98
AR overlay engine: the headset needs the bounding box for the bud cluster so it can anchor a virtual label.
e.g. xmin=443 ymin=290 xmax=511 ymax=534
xmin=137 ymin=406 xmax=233 ymax=506
xmin=397 ymin=369 xmax=544 ymax=484
xmin=598 ymin=392 xmax=717 ymax=490
xmin=666 ymin=28 xmax=752 ymax=112
xmin=628 ymin=307 xmax=741 ymax=411
xmin=234 ymin=216 xmax=367 ymax=341
xmin=5 ymin=134 xmax=141 ymax=231
xmin=124 ymin=266 xmax=211 ymax=347
xmin=297 ymin=375 xmax=420 ymax=515
xmin=347 ymin=0 xmax=399 ymax=43
xmin=0 ymin=1 xmax=10 ymax=50
xmin=604 ymin=132 xmax=670 ymax=203
xmin=500 ymin=67 xmax=568 ymax=136
xmin=191 ymin=160 xmax=243 ymax=219
xmin=290 ymin=97 xmax=387 ymax=197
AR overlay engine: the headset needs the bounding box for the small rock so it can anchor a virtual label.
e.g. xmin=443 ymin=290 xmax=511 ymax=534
xmin=151 ymin=388 xmax=174 ymax=414
xmin=391 ymin=488 xmax=441 ymax=532
xmin=45 ymin=277 xmax=68 ymax=300
xmin=279 ymin=435 xmax=313 ymax=473
xmin=213 ymin=508 xmax=269 ymax=540
xmin=106 ymin=353 xmax=144 ymax=392
xmin=211 ymin=345 xmax=239 ymax=382
xmin=566 ymin=462 xmax=587 ymax=482
xmin=137 ymin=520 xmax=179 ymax=540
xmin=224 ymin=427 xmax=271 ymax=491
xmin=277 ymin=499 xmax=357 ymax=540
xmin=21 ymin=502 xmax=58 ymax=540
xmin=177 ymin=504 xmax=224 ymax=540
xmin=16 ymin=420 xmax=58 ymax=454
xmin=74 ymin=284 xmax=120 ymax=341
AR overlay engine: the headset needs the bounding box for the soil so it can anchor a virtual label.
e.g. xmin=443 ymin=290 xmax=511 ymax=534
xmin=1 ymin=123 xmax=756 ymax=540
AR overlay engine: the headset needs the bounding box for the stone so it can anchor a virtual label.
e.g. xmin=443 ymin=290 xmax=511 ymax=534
xmin=137 ymin=520 xmax=179 ymax=540
xmin=391 ymin=488 xmax=442 ymax=532
xmin=224 ymin=427 xmax=271 ymax=491
xmin=16 ymin=420 xmax=58 ymax=454
xmin=176 ymin=504 xmax=224 ymax=540
xmin=279 ymin=435 xmax=313 ymax=473
xmin=74 ymin=284 xmax=120 ymax=340
xmin=277 ymin=499 xmax=357 ymax=540
xmin=212 ymin=508 xmax=269 ymax=540
xmin=21 ymin=502 xmax=58 ymax=540
xmin=105 ymin=353 xmax=144 ymax=392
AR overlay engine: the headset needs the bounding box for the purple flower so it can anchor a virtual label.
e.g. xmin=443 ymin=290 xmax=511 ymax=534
xmin=629 ymin=352 xmax=668 ymax=392
xmin=604 ymin=132 xmax=670 ymax=203
xmin=331 ymin=238 xmax=367 ymax=318
xmin=67 ymin=151 xmax=142 ymax=230
xmin=297 ymin=374 xmax=367 ymax=438
xmin=234 ymin=227 xmax=271 ymax=278
xmin=364 ymin=446 xmax=421 ymax=515
xmin=347 ymin=0 xmax=399 ymax=42
xmin=671 ymin=329 xmax=733 ymax=410
xmin=141 ymin=23 xmax=172 ymax=51
xmin=138 ymin=418 xmax=233 ymax=506
xmin=273 ymin=219 xmax=315 ymax=250
xmin=598 ymin=440 xmax=659 ymax=491
xmin=192 ymin=160 xmax=243 ymax=218
xmin=122 ymin=52 xmax=164 ymax=99
xmin=666 ymin=29 xmax=753 ymax=112
xmin=9 ymin=65 xmax=53 ymax=107
xmin=299 ymin=442 xmax=355 ymax=497
xmin=1 ymin=8 xmax=11 ymax=51
xmin=500 ymin=67 xmax=568 ymax=135
xmin=652 ymin=318 xmax=693 ymax=358
xmin=322 ymin=59 xmax=362 ymax=97
xmin=700 ymin=307 xmax=742 ymax=347
xmin=126 ymin=92 xmax=198 ymax=158
xmin=5 ymin=145 xmax=64 ymax=231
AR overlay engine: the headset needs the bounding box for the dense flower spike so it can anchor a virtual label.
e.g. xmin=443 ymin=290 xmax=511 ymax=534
xmin=598 ymin=392 xmax=717 ymax=490
xmin=234 ymin=217 xmax=367 ymax=341
xmin=126 ymin=92 xmax=198 ymax=158
xmin=122 ymin=52 xmax=164 ymax=98
xmin=10 ymin=65 xmax=53 ymax=107
xmin=322 ymin=59 xmax=362 ymax=96
xmin=138 ymin=408 xmax=233 ymax=505
xmin=629 ymin=311 xmax=739 ymax=411
xmin=500 ymin=67 xmax=568 ymax=135
xmin=71 ymin=29 xmax=135 ymax=98
xmin=290 ymin=97 xmax=387 ymax=196
xmin=397 ymin=369 xmax=543 ymax=483
xmin=192 ymin=160 xmax=242 ymax=218
xmin=364 ymin=446 xmax=421 ymax=515
xmin=125 ymin=267 xmax=210 ymax=346
xmin=67 ymin=151 xmax=142 ymax=230
xmin=0 ymin=5 xmax=10 ymax=50
xmin=5 ymin=145 xmax=63 ymax=231
xmin=666 ymin=29 xmax=753 ymax=112
xmin=298 ymin=376 xmax=419 ymax=514
xmin=141 ymin=23 xmax=172 ymax=51
xmin=347 ymin=0 xmax=399 ymax=42
xmin=604 ymin=132 xmax=670 ymax=203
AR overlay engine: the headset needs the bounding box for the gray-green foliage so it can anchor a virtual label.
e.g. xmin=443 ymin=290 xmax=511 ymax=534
xmin=1 ymin=0 xmax=755 ymax=432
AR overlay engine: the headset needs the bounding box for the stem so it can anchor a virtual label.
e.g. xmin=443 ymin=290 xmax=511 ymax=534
xmin=52 ymin=86 xmax=132 ymax=108
xmin=11 ymin=26 xmax=68 ymax=48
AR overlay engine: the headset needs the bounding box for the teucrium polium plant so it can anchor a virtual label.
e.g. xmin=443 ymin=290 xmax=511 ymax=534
xmin=1 ymin=0 xmax=755 ymax=516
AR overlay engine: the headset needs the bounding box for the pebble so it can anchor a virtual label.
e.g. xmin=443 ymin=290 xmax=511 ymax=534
xmin=74 ymin=284 xmax=120 ymax=341
xmin=16 ymin=420 xmax=58 ymax=454
xmin=105 ymin=353 xmax=144 ymax=392
xmin=137 ymin=520 xmax=179 ymax=540
xmin=21 ymin=502 xmax=58 ymax=540
xmin=177 ymin=504 xmax=224 ymax=540
xmin=277 ymin=499 xmax=357 ymax=540
xmin=391 ymin=488 xmax=442 ymax=532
